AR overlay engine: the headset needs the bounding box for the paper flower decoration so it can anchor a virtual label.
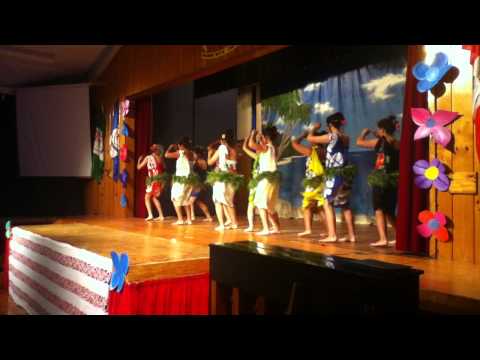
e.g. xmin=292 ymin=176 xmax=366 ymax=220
xmin=121 ymin=99 xmax=130 ymax=117
xmin=120 ymin=144 xmax=128 ymax=162
xmin=417 ymin=210 xmax=449 ymax=242
xmin=412 ymin=52 xmax=452 ymax=93
xmin=110 ymin=251 xmax=129 ymax=292
xmin=121 ymin=123 xmax=129 ymax=137
xmin=120 ymin=170 xmax=128 ymax=188
xmin=413 ymin=158 xmax=450 ymax=191
xmin=120 ymin=193 xmax=128 ymax=208
xmin=5 ymin=220 xmax=11 ymax=239
xmin=411 ymin=108 xmax=458 ymax=148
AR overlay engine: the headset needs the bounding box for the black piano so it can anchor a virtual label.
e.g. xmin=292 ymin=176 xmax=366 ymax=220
xmin=209 ymin=241 xmax=424 ymax=315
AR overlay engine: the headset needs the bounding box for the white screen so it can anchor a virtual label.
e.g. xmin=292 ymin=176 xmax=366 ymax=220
xmin=16 ymin=84 xmax=92 ymax=177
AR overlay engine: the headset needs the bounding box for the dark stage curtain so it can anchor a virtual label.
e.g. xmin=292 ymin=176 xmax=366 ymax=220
xmin=396 ymin=45 xmax=428 ymax=254
xmin=134 ymin=96 xmax=153 ymax=218
xmin=107 ymin=273 xmax=209 ymax=315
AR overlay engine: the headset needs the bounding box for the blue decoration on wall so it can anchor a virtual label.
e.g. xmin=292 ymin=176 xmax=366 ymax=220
xmin=5 ymin=220 xmax=11 ymax=238
xmin=120 ymin=193 xmax=128 ymax=208
xmin=121 ymin=123 xmax=129 ymax=137
xmin=120 ymin=170 xmax=128 ymax=188
xmin=412 ymin=52 xmax=452 ymax=93
xmin=110 ymin=251 xmax=129 ymax=293
xmin=112 ymin=101 xmax=120 ymax=182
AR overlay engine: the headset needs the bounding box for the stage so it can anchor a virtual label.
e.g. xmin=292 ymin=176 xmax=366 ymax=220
xmin=5 ymin=216 xmax=480 ymax=314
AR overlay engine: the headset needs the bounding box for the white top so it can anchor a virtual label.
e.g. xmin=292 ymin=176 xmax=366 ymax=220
xmin=175 ymin=150 xmax=192 ymax=177
xmin=258 ymin=143 xmax=277 ymax=173
xmin=217 ymin=144 xmax=237 ymax=172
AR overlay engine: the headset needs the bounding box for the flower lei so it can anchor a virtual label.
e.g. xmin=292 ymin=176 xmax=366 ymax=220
xmin=302 ymin=175 xmax=324 ymax=190
xmin=172 ymin=173 xmax=203 ymax=187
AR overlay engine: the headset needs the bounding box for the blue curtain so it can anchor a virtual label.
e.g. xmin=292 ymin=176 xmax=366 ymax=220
xmin=269 ymin=58 xmax=406 ymax=217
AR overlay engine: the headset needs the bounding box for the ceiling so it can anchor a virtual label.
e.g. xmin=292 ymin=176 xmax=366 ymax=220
xmin=0 ymin=45 xmax=121 ymax=93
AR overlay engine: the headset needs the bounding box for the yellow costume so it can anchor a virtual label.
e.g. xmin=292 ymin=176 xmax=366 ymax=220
xmin=302 ymin=146 xmax=325 ymax=209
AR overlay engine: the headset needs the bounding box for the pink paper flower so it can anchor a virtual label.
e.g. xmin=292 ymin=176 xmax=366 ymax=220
xmin=417 ymin=210 xmax=449 ymax=242
xmin=411 ymin=108 xmax=458 ymax=148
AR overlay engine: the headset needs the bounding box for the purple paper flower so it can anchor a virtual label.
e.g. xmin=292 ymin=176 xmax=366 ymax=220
xmin=413 ymin=158 xmax=450 ymax=192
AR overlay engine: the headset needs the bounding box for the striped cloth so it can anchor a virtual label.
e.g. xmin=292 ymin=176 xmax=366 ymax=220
xmin=9 ymin=227 xmax=113 ymax=315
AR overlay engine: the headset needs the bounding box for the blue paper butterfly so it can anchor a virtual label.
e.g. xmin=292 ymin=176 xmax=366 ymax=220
xmin=412 ymin=52 xmax=452 ymax=93
xmin=5 ymin=220 xmax=11 ymax=239
xmin=120 ymin=170 xmax=128 ymax=189
xmin=122 ymin=123 xmax=129 ymax=137
xmin=110 ymin=251 xmax=129 ymax=293
xmin=120 ymin=193 xmax=128 ymax=208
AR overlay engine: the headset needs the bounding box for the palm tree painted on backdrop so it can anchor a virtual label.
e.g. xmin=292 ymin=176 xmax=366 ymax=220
xmin=262 ymin=90 xmax=312 ymax=160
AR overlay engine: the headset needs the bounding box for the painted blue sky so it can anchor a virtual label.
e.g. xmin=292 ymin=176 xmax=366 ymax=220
xmin=264 ymin=58 xmax=407 ymax=152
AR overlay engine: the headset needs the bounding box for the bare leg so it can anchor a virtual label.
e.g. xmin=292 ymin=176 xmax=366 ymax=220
xmin=190 ymin=203 xmax=196 ymax=221
xmin=256 ymin=208 xmax=270 ymax=235
xmin=386 ymin=213 xmax=397 ymax=245
xmin=268 ymin=211 xmax=279 ymax=233
xmin=339 ymin=208 xmax=356 ymax=242
xmin=173 ymin=203 xmax=185 ymax=224
xmin=223 ymin=206 xmax=232 ymax=227
xmin=225 ymin=205 xmax=238 ymax=229
xmin=145 ymin=194 xmax=154 ymax=221
xmin=371 ymin=210 xmax=388 ymax=246
xmin=214 ymin=202 xmax=225 ymax=231
xmin=184 ymin=205 xmax=192 ymax=224
xmin=245 ymin=203 xmax=255 ymax=232
xmin=318 ymin=207 xmax=327 ymax=236
xmin=196 ymin=200 xmax=213 ymax=221
xmin=320 ymin=202 xmax=337 ymax=242
xmin=152 ymin=196 xmax=164 ymax=221
xmin=298 ymin=206 xmax=313 ymax=236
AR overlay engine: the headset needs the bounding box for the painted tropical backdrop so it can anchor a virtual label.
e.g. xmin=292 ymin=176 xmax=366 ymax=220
xmin=263 ymin=57 xmax=407 ymax=221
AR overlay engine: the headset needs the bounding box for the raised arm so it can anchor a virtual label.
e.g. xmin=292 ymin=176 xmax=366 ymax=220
xmin=291 ymin=131 xmax=312 ymax=157
xmin=306 ymin=124 xmax=331 ymax=145
xmin=242 ymin=131 xmax=258 ymax=160
xmin=248 ymin=132 xmax=267 ymax=153
xmin=164 ymin=144 xmax=179 ymax=159
xmin=137 ymin=155 xmax=148 ymax=170
xmin=207 ymin=147 xmax=219 ymax=166
xmin=356 ymin=128 xmax=378 ymax=149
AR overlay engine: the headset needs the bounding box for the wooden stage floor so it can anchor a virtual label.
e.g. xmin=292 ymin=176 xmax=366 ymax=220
xmin=14 ymin=216 xmax=480 ymax=314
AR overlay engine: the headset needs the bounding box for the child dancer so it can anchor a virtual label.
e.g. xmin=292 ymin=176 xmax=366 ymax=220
xmin=356 ymin=115 xmax=400 ymax=247
xmin=207 ymin=132 xmax=240 ymax=231
xmin=307 ymin=113 xmax=356 ymax=243
xmin=189 ymin=146 xmax=213 ymax=222
xmin=165 ymin=137 xmax=195 ymax=225
xmin=136 ymin=144 xmax=167 ymax=221
xmin=249 ymin=126 xmax=281 ymax=236
xmin=292 ymin=126 xmax=328 ymax=237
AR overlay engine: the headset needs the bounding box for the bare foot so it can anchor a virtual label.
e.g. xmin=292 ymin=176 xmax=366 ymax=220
xmin=319 ymin=236 xmax=337 ymax=243
xmin=186 ymin=220 xmax=192 ymax=225
xmin=145 ymin=216 xmax=154 ymax=221
xmin=371 ymin=240 xmax=388 ymax=247
xmin=224 ymin=220 xmax=232 ymax=227
xmin=215 ymin=225 xmax=225 ymax=232
xmin=229 ymin=224 xmax=238 ymax=230
xmin=388 ymin=240 xmax=396 ymax=246
xmin=338 ymin=236 xmax=348 ymax=242
xmin=298 ymin=231 xmax=312 ymax=237
xmin=319 ymin=233 xmax=327 ymax=237
xmin=203 ymin=218 xmax=214 ymax=222
xmin=154 ymin=216 xmax=164 ymax=221
xmin=350 ymin=237 xmax=356 ymax=243
xmin=256 ymin=230 xmax=270 ymax=236
xmin=270 ymin=229 xmax=280 ymax=234
xmin=173 ymin=220 xmax=185 ymax=225
xmin=244 ymin=227 xmax=255 ymax=232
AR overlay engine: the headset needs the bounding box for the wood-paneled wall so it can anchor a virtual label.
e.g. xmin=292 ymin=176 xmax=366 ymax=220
xmin=85 ymin=45 xmax=287 ymax=217
xmin=428 ymin=46 xmax=480 ymax=265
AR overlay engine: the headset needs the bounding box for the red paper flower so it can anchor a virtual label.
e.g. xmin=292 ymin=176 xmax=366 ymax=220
xmin=417 ymin=210 xmax=449 ymax=242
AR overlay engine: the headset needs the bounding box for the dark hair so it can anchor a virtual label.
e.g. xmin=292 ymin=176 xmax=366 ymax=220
xmin=377 ymin=115 xmax=398 ymax=135
xmin=262 ymin=126 xmax=279 ymax=141
xmin=193 ymin=146 xmax=206 ymax=159
xmin=326 ymin=112 xmax=345 ymax=129
xmin=178 ymin=136 xmax=192 ymax=149
xmin=220 ymin=129 xmax=235 ymax=147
